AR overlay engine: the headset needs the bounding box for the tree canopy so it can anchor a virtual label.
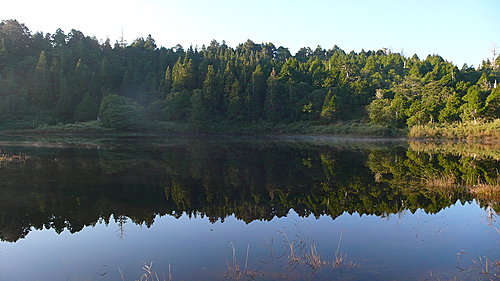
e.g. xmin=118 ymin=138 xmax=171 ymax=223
xmin=0 ymin=20 xmax=498 ymax=130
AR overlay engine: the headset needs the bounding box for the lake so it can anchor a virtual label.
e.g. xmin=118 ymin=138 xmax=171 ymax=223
xmin=0 ymin=136 xmax=499 ymax=281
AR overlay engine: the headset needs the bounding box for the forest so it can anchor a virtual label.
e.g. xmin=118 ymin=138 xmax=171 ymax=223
xmin=0 ymin=19 xmax=499 ymax=133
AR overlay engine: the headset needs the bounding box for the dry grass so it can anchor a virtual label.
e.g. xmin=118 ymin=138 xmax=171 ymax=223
xmin=408 ymin=119 xmax=500 ymax=141
xmin=455 ymin=254 xmax=500 ymax=277
xmin=224 ymin=242 xmax=259 ymax=281
xmin=276 ymin=230 xmax=359 ymax=272
xmin=420 ymin=172 xmax=468 ymax=198
xmin=423 ymin=173 xmax=458 ymax=189
xmin=134 ymin=262 xmax=172 ymax=281
xmin=420 ymin=172 xmax=500 ymax=202
xmin=0 ymin=151 xmax=30 ymax=165
xmin=470 ymin=179 xmax=500 ymax=202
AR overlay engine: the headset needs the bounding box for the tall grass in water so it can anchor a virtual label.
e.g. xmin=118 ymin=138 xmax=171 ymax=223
xmin=421 ymin=171 xmax=500 ymax=200
xmin=469 ymin=177 xmax=500 ymax=202
xmin=276 ymin=229 xmax=359 ymax=272
xmin=134 ymin=262 xmax=172 ymax=281
xmin=0 ymin=151 xmax=30 ymax=166
xmin=454 ymin=253 xmax=500 ymax=277
xmin=421 ymin=172 xmax=467 ymax=198
xmin=224 ymin=242 xmax=258 ymax=281
xmin=408 ymin=119 xmax=500 ymax=141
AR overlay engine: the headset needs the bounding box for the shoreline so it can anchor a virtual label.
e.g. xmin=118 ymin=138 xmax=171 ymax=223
xmin=2 ymin=130 xmax=499 ymax=145
xmin=1 ymin=119 xmax=498 ymax=144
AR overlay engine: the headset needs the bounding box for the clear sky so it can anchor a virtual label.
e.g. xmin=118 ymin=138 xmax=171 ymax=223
xmin=1 ymin=0 xmax=499 ymax=67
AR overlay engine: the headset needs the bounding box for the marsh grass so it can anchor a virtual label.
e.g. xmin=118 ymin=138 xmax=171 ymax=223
xmin=419 ymin=170 xmax=500 ymax=202
xmin=224 ymin=242 xmax=259 ymax=281
xmin=408 ymin=119 xmax=500 ymax=141
xmin=469 ymin=177 xmax=500 ymax=202
xmin=134 ymin=262 xmax=172 ymax=281
xmin=276 ymin=229 xmax=359 ymax=273
xmin=423 ymin=173 xmax=459 ymax=189
xmin=455 ymin=254 xmax=500 ymax=277
xmin=0 ymin=151 xmax=30 ymax=165
xmin=419 ymin=172 xmax=465 ymax=200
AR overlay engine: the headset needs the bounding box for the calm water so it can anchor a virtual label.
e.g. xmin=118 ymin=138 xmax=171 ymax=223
xmin=0 ymin=136 xmax=499 ymax=281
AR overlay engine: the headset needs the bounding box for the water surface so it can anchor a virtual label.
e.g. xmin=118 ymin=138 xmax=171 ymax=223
xmin=0 ymin=136 xmax=499 ymax=280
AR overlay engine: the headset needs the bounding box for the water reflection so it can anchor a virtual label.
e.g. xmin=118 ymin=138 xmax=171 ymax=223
xmin=0 ymin=138 xmax=498 ymax=243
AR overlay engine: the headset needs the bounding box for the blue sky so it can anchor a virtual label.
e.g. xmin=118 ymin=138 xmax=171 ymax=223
xmin=2 ymin=0 xmax=499 ymax=67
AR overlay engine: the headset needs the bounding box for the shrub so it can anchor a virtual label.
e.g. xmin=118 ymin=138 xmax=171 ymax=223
xmin=98 ymin=94 xmax=146 ymax=131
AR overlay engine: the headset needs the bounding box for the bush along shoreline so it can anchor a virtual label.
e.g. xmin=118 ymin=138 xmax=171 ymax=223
xmin=8 ymin=117 xmax=500 ymax=142
xmin=1 ymin=97 xmax=497 ymax=141
xmin=3 ymin=119 xmax=405 ymax=138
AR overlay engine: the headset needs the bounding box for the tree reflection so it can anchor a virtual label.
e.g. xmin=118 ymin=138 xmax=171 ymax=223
xmin=0 ymin=140 xmax=498 ymax=242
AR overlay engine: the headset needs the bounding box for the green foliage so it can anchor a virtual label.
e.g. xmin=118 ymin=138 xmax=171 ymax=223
xmin=98 ymin=94 xmax=146 ymax=131
xmin=164 ymin=91 xmax=191 ymax=121
xmin=189 ymin=89 xmax=208 ymax=123
xmin=146 ymin=100 xmax=166 ymax=121
xmin=438 ymin=93 xmax=461 ymax=123
xmin=483 ymin=87 xmax=500 ymax=119
xmin=320 ymin=89 xmax=338 ymax=121
xmin=0 ymin=20 xmax=498 ymax=133
xmin=74 ymin=93 xmax=98 ymax=121
xmin=460 ymin=85 xmax=485 ymax=121
xmin=34 ymin=120 xmax=111 ymax=134
xmin=367 ymin=98 xmax=393 ymax=125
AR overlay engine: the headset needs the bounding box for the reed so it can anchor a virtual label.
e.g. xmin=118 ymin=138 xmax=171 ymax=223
xmin=470 ymin=178 xmax=500 ymax=202
xmin=277 ymin=229 xmax=359 ymax=272
xmin=0 ymin=151 xmax=30 ymax=165
xmin=130 ymin=261 xmax=173 ymax=281
xmin=224 ymin=242 xmax=258 ymax=281
xmin=408 ymin=119 xmax=500 ymax=141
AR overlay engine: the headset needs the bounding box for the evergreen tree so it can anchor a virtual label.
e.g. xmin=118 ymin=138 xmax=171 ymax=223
xmin=30 ymin=51 xmax=52 ymax=107
xmin=74 ymin=92 xmax=98 ymax=121
xmin=228 ymin=80 xmax=244 ymax=120
xmin=264 ymin=68 xmax=280 ymax=120
xmin=161 ymin=66 xmax=172 ymax=97
xmin=321 ymin=89 xmax=339 ymax=122
xmin=203 ymin=65 xmax=221 ymax=115
xmin=460 ymin=85 xmax=484 ymax=121
xmin=438 ymin=93 xmax=461 ymax=123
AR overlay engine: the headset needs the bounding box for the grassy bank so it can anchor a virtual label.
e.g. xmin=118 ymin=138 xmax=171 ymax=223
xmin=5 ymin=119 xmax=499 ymax=141
xmin=4 ymin=120 xmax=404 ymax=138
xmin=408 ymin=119 xmax=500 ymax=141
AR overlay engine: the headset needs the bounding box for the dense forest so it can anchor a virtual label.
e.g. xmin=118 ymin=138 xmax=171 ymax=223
xmin=0 ymin=19 xmax=499 ymax=131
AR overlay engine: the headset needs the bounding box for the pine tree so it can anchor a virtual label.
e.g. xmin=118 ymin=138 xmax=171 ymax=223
xmin=74 ymin=92 xmax=98 ymax=121
xmin=30 ymin=51 xmax=52 ymax=107
xmin=264 ymin=68 xmax=282 ymax=120
xmin=228 ymin=80 xmax=244 ymax=120
xmin=321 ymin=89 xmax=339 ymax=122
xmin=161 ymin=66 xmax=172 ymax=97
xmin=438 ymin=93 xmax=461 ymax=123
xmin=203 ymin=65 xmax=221 ymax=115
